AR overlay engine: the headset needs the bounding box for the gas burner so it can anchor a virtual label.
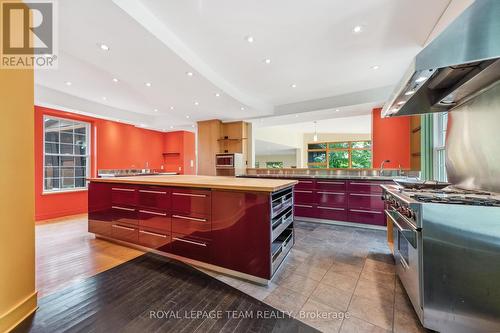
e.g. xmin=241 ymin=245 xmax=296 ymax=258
xmin=401 ymin=187 xmax=492 ymax=196
xmin=412 ymin=194 xmax=500 ymax=207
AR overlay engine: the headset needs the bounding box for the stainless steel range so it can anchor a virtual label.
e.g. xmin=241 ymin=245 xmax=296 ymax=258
xmin=382 ymin=185 xmax=500 ymax=333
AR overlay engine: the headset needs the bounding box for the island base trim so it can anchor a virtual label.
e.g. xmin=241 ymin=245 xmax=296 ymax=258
xmin=295 ymin=217 xmax=386 ymax=231
xmin=94 ymin=234 xmax=271 ymax=285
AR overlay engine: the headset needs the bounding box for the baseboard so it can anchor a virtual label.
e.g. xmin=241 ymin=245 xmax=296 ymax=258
xmin=35 ymin=210 xmax=88 ymax=222
xmin=0 ymin=291 xmax=38 ymax=333
xmin=295 ymin=217 xmax=387 ymax=231
xmin=36 ymin=213 xmax=88 ymax=224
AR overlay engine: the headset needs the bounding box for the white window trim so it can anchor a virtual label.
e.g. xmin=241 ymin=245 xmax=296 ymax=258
xmin=43 ymin=115 xmax=91 ymax=194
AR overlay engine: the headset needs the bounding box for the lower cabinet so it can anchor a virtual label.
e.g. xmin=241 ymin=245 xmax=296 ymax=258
xmin=88 ymin=220 xmax=111 ymax=236
xmin=171 ymin=233 xmax=211 ymax=263
xmin=294 ymin=203 xmax=316 ymax=218
xmin=316 ymin=206 xmax=347 ymax=221
xmin=138 ymin=227 xmax=171 ymax=251
xmin=111 ymin=223 xmax=139 ymax=243
xmin=347 ymin=209 xmax=385 ymax=226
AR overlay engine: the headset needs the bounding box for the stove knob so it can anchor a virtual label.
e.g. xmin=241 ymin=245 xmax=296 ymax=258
xmin=405 ymin=210 xmax=413 ymax=219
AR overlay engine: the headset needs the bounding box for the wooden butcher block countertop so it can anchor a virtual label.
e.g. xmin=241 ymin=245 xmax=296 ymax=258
xmin=89 ymin=175 xmax=297 ymax=192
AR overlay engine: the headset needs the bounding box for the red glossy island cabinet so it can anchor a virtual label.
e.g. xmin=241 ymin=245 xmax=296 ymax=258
xmin=88 ymin=176 xmax=296 ymax=283
xmin=292 ymin=178 xmax=391 ymax=226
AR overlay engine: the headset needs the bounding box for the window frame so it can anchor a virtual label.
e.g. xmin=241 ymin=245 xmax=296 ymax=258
xmin=433 ymin=112 xmax=448 ymax=182
xmin=307 ymin=140 xmax=372 ymax=169
xmin=43 ymin=115 xmax=91 ymax=194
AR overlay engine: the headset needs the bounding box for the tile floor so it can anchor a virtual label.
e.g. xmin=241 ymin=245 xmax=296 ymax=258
xmin=209 ymin=221 xmax=429 ymax=333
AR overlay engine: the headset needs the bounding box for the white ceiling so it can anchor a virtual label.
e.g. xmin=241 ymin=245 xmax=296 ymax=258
xmin=35 ymin=0 xmax=453 ymax=131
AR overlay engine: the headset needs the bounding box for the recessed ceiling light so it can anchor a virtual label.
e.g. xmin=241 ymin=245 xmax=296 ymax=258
xmin=99 ymin=43 xmax=110 ymax=51
xmin=245 ymin=35 xmax=254 ymax=43
xmin=170 ymin=125 xmax=174 ymax=129
xmin=352 ymin=25 xmax=363 ymax=34
xmin=186 ymin=71 xmax=194 ymax=77
xmin=140 ymin=124 xmax=147 ymax=127
xmin=264 ymin=58 xmax=271 ymax=64
xmin=405 ymin=90 xmax=416 ymax=96
xmin=101 ymin=96 xmax=107 ymax=101
xmin=335 ymin=109 xmax=340 ymax=112
xmin=112 ymin=78 xmax=119 ymax=83
xmin=191 ymin=124 xmax=195 ymax=128
xmin=415 ymin=76 xmax=427 ymax=83
xmin=145 ymin=82 xmax=152 ymax=87
xmin=170 ymin=106 xmax=174 ymax=110
xmin=371 ymin=65 xmax=380 ymax=70
xmin=65 ymin=81 xmax=72 ymax=86
xmin=215 ymin=92 xmax=221 ymax=97
xmin=295 ymin=115 xmax=299 ymax=118
xmin=194 ymin=101 xmax=199 ymax=106
xmin=186 ymin=115 xmax=190 ymax=119
xmin=154 ymin=108 xmax=159 ymax=112
xmin=240 ymin=106 xmax=245 ymax=111
xmin=291 ymin=84 xmax=297 ymax=88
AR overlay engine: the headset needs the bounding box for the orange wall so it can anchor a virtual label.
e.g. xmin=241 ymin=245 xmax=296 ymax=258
xmin=372 ymin=108 xmax=411 ymax=169
xmin=163 ymin=131 xmax=196 ymax=175
xmin=34 ymin=106 xmax=191 ymax=221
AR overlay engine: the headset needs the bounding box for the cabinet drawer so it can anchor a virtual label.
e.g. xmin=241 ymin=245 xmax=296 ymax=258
xmin=316 ymin=206 xmax=347 ymax=221
xmin=294 ymin=204 xmax=316 ymax=218
xmin=315 ymin=180 xmax=346 ymax=191
xmin=138 ymin=227 xmax=171 ymax=250
xmin=88 ymin=220 xmax=111 ymax=236
xmin=294 ymin=179 xmax=315 ymax=190
xmin=294 ymin=189 xmax=314 ymax=204
xmin=171 ymin=233 xmax=211 ymax=263
xmin=138 ymin=209 xmax=171 ymax=231
xmin=171 ymin=189 xmax=211 ymax=215
xmin=348 ymin=209 xmax=386 ymax=226
xmin=111 ymin=223 xmax=138 ymax=243
xmin=348 ymin=193 xmax=385 ymax=210
xmin=172 ymin=214 xmax=211 ymax=238
xmin=111 ymin=185 xmax=137 ymax=206
xmin=315 ymin=191 xmax=346 ymax=207
xmin=138 ymin=187 xmax=170 ymax=210
xmin=347 ymin=181 xmax=385 ymax=193
xmin=111 ymin=205 xmax=138 ymax=225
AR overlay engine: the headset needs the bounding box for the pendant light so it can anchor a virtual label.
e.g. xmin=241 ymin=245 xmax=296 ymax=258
xmin=313 ymin=121 xmax=318 ymax=142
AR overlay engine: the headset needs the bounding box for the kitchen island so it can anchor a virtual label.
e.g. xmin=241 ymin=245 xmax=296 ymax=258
xmin=88 ymin=175 xmax=297 ymax=284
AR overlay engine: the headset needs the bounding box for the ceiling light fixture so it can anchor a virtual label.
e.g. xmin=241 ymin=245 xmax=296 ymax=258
xmin=335 ymin=109 xmax=340 ymax=112
xmin=295 ymin=115 xmax=299 ymax=118
xmin=191 ymin=124 xmax=195 ymax=128
xmin=140 ymin=124 xmax=147 ymax=127
xmin=186 ymin=115 xmax=190 ymax=119
xmin=245 ymin=35 xmax=254 ymax=43
xmin=170 ymin=106 xmax=174 ymax=110
xmin=145 ymin=82 xmax=152 ymax=87
xmin=215 ymin=92 xmax=221 ymax=97
xmin=291 ymin=84 xmax=297 ymax=88
xmin=352 ymin=25 xmax=363 ymax=33
xmin=313 ymin=121 xmax=318 ymax=142
xmin=371 ymin=65 xmax=380 ymax=70
xmin=240 ymin=106 xmax=245 ymax=111
xmin=112 ymin=78 xmax=119 ymax=83
xmin=102 ymin=96 xmax=107 ymax=101
xmin=405 ymin=90 xmax=416 ymax=96
xmin=170 ymin=125 xmax=174 ymax=129
xmin=264 ymin=58 xmax=271 ymax=64
xmin=99 ymin=43 xmax=110 ymax=51
xmin=154 ymin=108 xmax=159 ymax=112
xmin=194 ymin=101 xmax=199 ymax=106
xmin=65 ymin=81 xmax=72 ymax=86
xmin=186 ymin=71 xmax=194 ymax=77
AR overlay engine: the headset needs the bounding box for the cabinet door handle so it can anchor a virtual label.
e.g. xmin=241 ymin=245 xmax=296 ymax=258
xmin=349 ymin=193 xmax=381 ymax=197
xmin=294 ymin=204 xmax=313 ymax=208
xmin=298 ymin=180 xmax=313 ymax=183
xmin=139 ymin=230 xmax=167 ymax=238
xmin=112 ymin=224 xmax=135 ymax=231
xmin=112 ymin=206 xmax=135 ymax=212
xmin=317 ymin=181 xmax=345 ymax=185
xmin=112 ymin=188 xmax=135 ymax=192
xmin=294 ymin=190 xmax=312 ymax=193
xmin=139 ymin=210 xmax=167 ymax=216
xmin=350 ymin=209 xmax=383 ymax=214
xmin=172 ymin=215 xmax=207 ymax=222
xmin=317 ymin=191 xmax=344 ymax=195
xmin=318 ymin=206 xmax=344 ymax=211
xmin=349 ymin=182 xmax=376 ymax=186
xmin=139 ymin=190 xmax=167 ymax=195
xmin=172 ymin=192 xmax=207 ymax=198
xmin=173 ymin=237 xmax=207 ymax=247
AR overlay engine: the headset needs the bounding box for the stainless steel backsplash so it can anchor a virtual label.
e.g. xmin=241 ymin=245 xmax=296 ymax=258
xmin=446 ymin=81 xmax=500 ymax=193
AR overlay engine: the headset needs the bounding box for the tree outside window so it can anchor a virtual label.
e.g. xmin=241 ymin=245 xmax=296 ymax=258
xmin=307 ymin=141 xmax=372 ymax=169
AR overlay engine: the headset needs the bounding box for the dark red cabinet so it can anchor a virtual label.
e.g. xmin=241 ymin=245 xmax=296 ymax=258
xmin=295 ymin=179 xmax=315 ymax=190
xmin=138 ymin=209 xmax=171 ymax=231
xmin=348 ymin=193 xmax=385 ymax=210
xmin=294 ymin=203 xmax=316 ymax=218
xmin=138 ymin=187 xmax=170 ymax=210
xmin=111 ymin=205 xmax=138 ymax=225
xmin=138 ymin=227 xmax=171 ymax=251
xmin=316 ymin=191 xmax=346 ymax=207
xmin=171 ymin=214 xmax=211 ymax=238
xmin=111 ymin=223 xmax=138 ymax=243
xmin=171 ymin=233 xmax=211 ymax=263
xmin=171 ymin=189 xmax=211 ymax=215
xmin=111 ymin=185 xmax=137 ymax=206
xmin=347 ymin=181 xmax=385 ymax=193
xmin=347 ymin=209 xmax=385 ymax=226
xmin=294 ymin=189 xmax=315 ymax=204
xmin=315 ymin=180 xmax=346 ymax=191
xmin=316 ymin=206 xmax=347 ymax=221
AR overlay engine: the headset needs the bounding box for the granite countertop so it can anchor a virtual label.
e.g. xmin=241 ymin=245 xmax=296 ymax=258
xmin=89 ymin=175 xmax=297 ymax=192
xmin=238 ymin=174 xmax=399 ymax=181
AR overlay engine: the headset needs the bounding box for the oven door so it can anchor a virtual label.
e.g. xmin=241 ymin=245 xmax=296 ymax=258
xmin=216 ymin=154 xmax=234 ymax=168
xmin=386 ymin=209 xmax=423 ymax=319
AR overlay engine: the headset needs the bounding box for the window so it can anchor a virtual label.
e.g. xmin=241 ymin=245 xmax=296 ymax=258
xmin=266 ymin=161 xmax=284 ymax=169
xmin=307 ymin=141 xmax=372 ymax=169
xmin=434 ymin=112 xmax=448 ymax=181
xmin=44 ymin=116 xmax=90 ymax=192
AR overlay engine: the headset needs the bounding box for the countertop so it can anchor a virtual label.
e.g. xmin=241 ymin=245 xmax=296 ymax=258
xmin=238 ymin=174 xmax=399 ymax=181
xmin=89 ymin=175 xmax=297 ymax=192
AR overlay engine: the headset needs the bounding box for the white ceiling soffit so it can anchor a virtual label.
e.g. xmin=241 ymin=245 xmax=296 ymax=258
xmin=255 ymin=140 xmax=298 ymax=156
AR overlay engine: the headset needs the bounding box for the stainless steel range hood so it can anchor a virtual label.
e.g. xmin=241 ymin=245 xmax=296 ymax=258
xmin=382 ymin=0 xmax=500 ymax=118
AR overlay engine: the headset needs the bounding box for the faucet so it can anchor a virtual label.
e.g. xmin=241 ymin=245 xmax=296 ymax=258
xmin=379 ymin=160 xmax=390 ymax=176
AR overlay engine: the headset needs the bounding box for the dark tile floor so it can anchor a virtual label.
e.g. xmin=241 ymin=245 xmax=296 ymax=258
xmin=14 ymin=253 xmax=318 ymax=333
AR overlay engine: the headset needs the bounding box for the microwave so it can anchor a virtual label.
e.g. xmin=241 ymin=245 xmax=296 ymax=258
xmin=216 ymin=153 xmax=238 ymax=168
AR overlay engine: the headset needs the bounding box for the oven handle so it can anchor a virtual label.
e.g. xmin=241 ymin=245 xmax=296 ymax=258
xmin=385 ymin=209 xmax=418 ymax=249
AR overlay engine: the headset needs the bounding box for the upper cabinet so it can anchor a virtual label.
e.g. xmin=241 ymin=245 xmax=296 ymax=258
xmin=163 ymin=131 xmax=195 ymax=174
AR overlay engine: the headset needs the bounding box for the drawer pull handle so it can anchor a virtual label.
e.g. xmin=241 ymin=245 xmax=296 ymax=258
xmin=112 ymin=206 xmax=135 ymax=212
xmin=350 ymin=209 xmax=383 ymax=214
xmin=139 ymin=210 xmax=167 ymax=216
xmin=112 ymin=224 xmax=135 ymax=231
xmin=173 ymin=237 xmax=207 ymax=247
xmin=112 ymin=188 xmax=135 ymax=192
xmin=139 ymin=190 xmax=167 ymax=195
xmin=172 ymin=192 xmax=207 ymax=198
xmin=298 ymin=181 xmax=313 ymax=183
xmin=139 ymin=230 xmax=167 ymax=238
xmin=350 ymin=182 xmax=378 ymax=186
xmin=295 ymin=204 xmax=313 ymax=208
xmin=349 ymin=193 xmax=381 ymax=197
xmin=317 ymin=191 xmax=344 ymax=195
xmin=294 ymin=190 xmax=312 ymax=193
xmin=318 ymin=206 xmax=344 ymax=211
xmin=317 ymin=181 xmax=344 ymax=185
xmin=172 ymin=215 xmax=207 ymax=222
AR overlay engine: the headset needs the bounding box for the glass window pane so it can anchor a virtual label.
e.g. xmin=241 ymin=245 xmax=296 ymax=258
xmin=74 ymin=124 xmax=86 ymax=135
xmin=61 ymin=167 xmax=75 ymax=178
xmin=309 ymin=164 xmax=326 ymax=169
xmin=351 ymin=150 xmax=372 ymax=168
xmin=308 ymin=151 xmax=326 ymax=163
xmin=75 ymin=156 xmax=86 ymax=167
xmin=60 ymin=143 xmax=74 ymax=155
xmin=308 ymin=143 xmax=327 ymax=149
xmin=75 ymin=178 xmax=86 ymax=187
xmin=328 ymin=151 xmax=349 ymax=168
xmin=329 ymin=142 xmax=349 ymax=149
xmin=61 ymin=156 xmax=75 ymax=167
xmin=75 ymin=167 xmax=86 ymax=177
xmin=45 ymin=142 xmax=59 ymax=154
xmin=60 ymin=131 xmax=73 ymax=144
xmin=44 ymin=155 xmax=59 ymax=167
xmin=44 ymin=131 xmax=59 ymax=143
xmin=265 ymin=162 xmax=284 ymax=169
xmin=45 ymin=167 xmax=60 ymax=178
xmin=351 ymin=141 xmax=372 ymax=148
xmin=74 ymin=142 xmax=87 ymax=155
xmin=62 ymin=177 xmax=75 ymax=188
xmin=44 ymin=178 xmax=60 ymax=191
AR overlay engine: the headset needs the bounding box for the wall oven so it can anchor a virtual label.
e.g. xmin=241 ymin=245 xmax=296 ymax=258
xmin=216 ymin=154 xmax=235 ymax=168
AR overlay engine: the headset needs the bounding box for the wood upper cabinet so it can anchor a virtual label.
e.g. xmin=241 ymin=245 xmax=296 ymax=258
xmin=197 ymin=120 xmax=222 ymax=176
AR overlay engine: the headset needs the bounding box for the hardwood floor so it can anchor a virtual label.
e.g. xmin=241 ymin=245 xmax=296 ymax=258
xmin=36 ymin=215 xmax=144 ymax=298
xmin=17 ymin=253 xmax=317 ymax=333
